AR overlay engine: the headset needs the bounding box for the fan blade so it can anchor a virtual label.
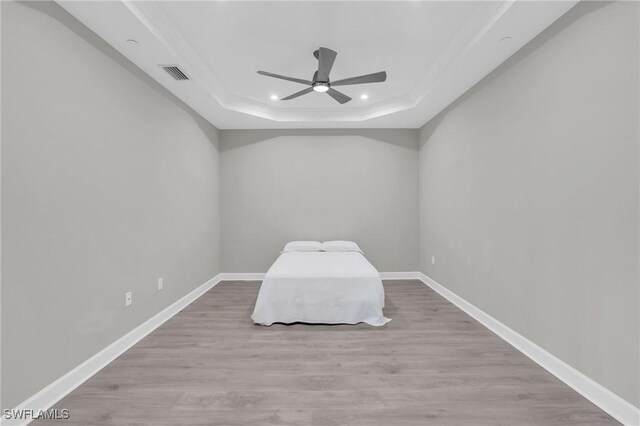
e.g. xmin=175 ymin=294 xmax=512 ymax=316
xmin=316 ymin=47 xmax=337 ymax=82
xmin=257 ymin=71 xmax=312 ymax=86
xmin=331 ymin=71 xmax=387 ymax=87
xmin=281 ymin=87 xmax=314 ymax=100
xmin=326 ymin=88 xmax=351 ymax=104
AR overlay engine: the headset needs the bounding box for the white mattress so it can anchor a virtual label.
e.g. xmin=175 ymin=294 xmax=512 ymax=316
xmin=251 ymin=252 xmax=391 ymax=326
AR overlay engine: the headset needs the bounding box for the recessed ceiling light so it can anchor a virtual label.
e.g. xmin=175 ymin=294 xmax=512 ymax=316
xmin=270 ymin=95 xmax=278 ymax=100
xmin=500 ymin=36 xmax=512 ymax=42
xmin=360 ymin=94 xmax=369 ymax=100
xmin=126 ymin=39 xmax=139 ymax=44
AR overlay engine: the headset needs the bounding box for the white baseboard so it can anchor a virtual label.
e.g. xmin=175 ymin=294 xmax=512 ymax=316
xmin=218 ymin=272 xmax=265 ymax=281
xmin=418 ymin=272 xmax=640 ymax=426
xmin=379 ymin=271 xmax=420 ymax=280
xmin=218 ymin=272 xmax=421 ymax=281
xmin=2 ymin=274 xmax=224 ymax=426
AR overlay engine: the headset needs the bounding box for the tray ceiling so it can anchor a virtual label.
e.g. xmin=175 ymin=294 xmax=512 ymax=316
xmin=58 ymin=1 xmax=577 ymax=129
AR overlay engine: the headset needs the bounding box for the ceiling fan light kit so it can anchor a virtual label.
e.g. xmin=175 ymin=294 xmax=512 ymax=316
xmin=312 ymin=82 xmax=330 ymax=93
xmin=257 ymin=47 xmax=387 ymax=104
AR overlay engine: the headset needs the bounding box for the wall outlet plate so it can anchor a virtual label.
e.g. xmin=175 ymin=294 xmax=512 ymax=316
xmin=125 ymin=291 xmax=132 ymax=306
xmin=431 ymin=256 xmax=436 ymax=265
xmin=158 ymin=277 xmax=163 ymax=290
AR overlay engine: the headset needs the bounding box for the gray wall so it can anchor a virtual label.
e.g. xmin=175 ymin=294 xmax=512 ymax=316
xmin=220 ymin=129 xmax=419 ymax=273
xmin=418 ymin=1 xmax=639 ymax=406
xmin=1 ymin=1 xmax=221 ymax=409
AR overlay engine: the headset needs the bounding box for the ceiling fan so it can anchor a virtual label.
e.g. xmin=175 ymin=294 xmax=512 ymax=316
xmin=257 ymin=47 xmax=387 ymax=104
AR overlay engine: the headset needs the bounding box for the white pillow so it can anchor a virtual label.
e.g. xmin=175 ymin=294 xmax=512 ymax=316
xmin=282 ymin=241 xmax=323 ymax=253
xmin=322 ymin=240 xmax=363 ymax=253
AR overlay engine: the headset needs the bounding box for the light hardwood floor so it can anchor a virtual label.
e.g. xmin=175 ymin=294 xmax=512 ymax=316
xmin=36 ymin=280 xmax=618 ymax=425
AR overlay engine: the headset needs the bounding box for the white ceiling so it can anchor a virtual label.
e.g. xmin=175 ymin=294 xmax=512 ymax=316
xmin=58 ymin=1 xmax=577 ymax=129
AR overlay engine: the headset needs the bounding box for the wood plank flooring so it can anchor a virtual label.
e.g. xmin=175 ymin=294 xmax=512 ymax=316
xmin=36 ymin=280 xmax=618 ymax=425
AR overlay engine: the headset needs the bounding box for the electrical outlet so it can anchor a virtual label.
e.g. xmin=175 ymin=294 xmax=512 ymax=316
xmin=431 ymin=256 xmax=436 ymax=265
xmin=125 ymin=291 xmax=132 ymax=307
xmin=158 ymin=277 xmax=163 ymax=290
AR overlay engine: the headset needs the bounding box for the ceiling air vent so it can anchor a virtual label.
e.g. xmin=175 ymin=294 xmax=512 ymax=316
xmin=160 ymin=65 xmax=189 ymax=81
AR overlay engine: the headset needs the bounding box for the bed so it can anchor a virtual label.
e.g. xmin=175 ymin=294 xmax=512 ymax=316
xmin=251 ymin=241 xmax=391 ymax=326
